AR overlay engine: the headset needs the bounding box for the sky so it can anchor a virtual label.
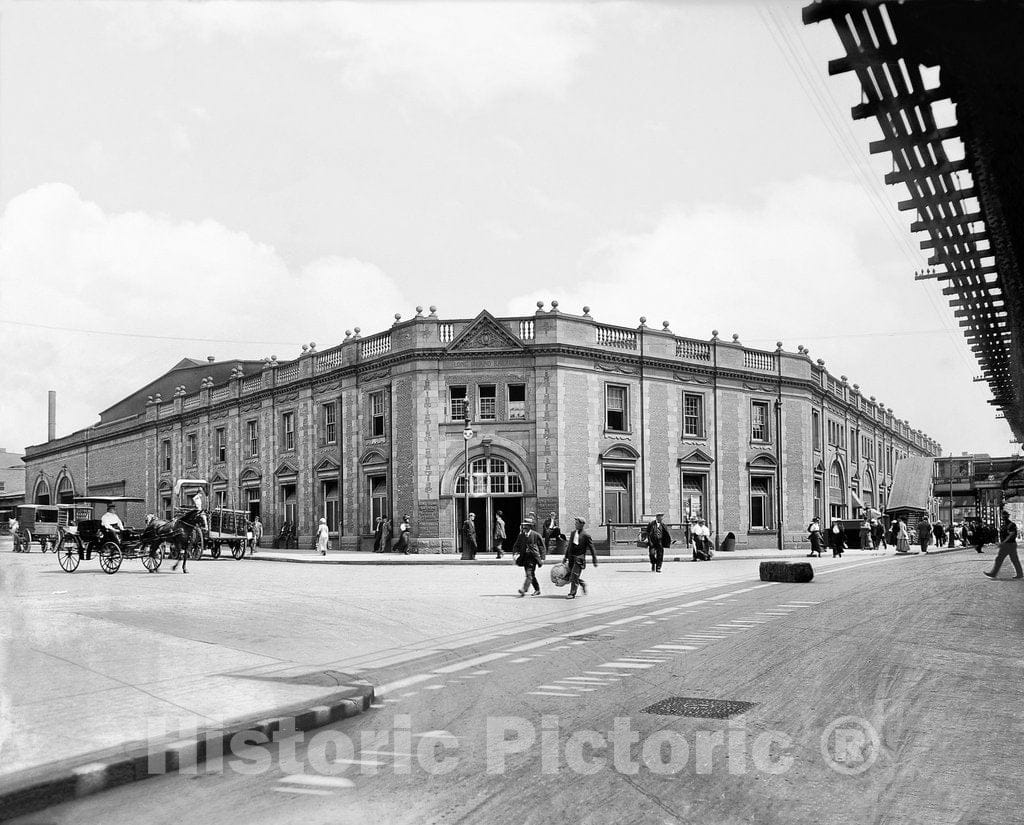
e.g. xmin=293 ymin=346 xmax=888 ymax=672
xmin=0 ymin=0 xmax=1013 ymax=458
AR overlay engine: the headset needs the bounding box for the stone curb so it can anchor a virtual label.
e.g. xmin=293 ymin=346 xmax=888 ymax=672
xmin=0 ymin=680 xmax=375 ymax=822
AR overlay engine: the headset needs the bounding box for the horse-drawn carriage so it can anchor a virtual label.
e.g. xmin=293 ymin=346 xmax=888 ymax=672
xmin=14 ymin=504 xmax=77 ymax=553
xmin=56 ymin=496 xmax=205 ymax=574
xmin=173 ymin=479 xmax=250 ymax=560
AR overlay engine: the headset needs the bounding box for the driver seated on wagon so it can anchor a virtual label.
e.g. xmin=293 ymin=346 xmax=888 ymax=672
xmin=100 ymin=503 xmax=124 ymax=541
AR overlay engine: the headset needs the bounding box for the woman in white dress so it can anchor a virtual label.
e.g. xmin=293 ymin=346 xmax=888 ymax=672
xmin=315 ymin=517 xmax=329 ymax=556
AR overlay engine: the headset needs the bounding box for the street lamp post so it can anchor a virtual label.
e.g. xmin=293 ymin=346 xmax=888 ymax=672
xmin=460 ymin=416 xmax=473 ymax=559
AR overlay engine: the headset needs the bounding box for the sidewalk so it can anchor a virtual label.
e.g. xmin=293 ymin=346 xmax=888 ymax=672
xmin=245 ymin=543 xmax=965 ymax=565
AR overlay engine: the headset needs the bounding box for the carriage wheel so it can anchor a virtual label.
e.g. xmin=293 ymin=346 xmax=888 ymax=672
xmin=58 ymin=534 xmax=81 ymax=572
xmin=99 ymin=541 xmax=123 ymax=574
xmin=231 ymin=543 xmax=244 ymax=560
xmin=142 ymin=543 xmax=164 ymax=573
xmin=210 ymin=543 xmax=221 ymax=560
xmin=187 ymin=533 xmax=204 ymax=560
xmin=18 ymin=529 xmax=31 ymax=552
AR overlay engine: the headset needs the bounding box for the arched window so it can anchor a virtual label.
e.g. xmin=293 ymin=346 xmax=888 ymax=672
xmin=455 ymin=457 xmax=523 ymax=496
xmin=56 ymin=476 xmax=75 ymax=504
xmin=33 ymin=476 xmax=51 ymax=505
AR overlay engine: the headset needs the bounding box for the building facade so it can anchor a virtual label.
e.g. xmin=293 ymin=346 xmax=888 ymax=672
xmin=22 ymin=306 xmax=940 ymax=552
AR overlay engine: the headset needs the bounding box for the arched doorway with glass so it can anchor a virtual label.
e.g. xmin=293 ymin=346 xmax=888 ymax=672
xmin=55 ymin=473 xmax=75 ymax=504
xmin=33 ymin=475 xmax=51 ymax=505
xmin=454 ymin=456 xmax=526 ymax=554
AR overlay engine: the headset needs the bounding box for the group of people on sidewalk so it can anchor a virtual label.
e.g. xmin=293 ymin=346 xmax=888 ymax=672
xmin=370 ymin=515 xmax=412 ymax=555
xmin=506 ymin=514 xmax=598 ymax=600
xmin=805 ymin=509 xmax=1022 ymax=579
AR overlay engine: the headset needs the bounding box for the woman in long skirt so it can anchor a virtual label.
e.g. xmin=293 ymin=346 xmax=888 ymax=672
xmin=896 ymin=519 xmax=911 ymax=554
xmin=315 ymin=517 xmax=329 ymax=555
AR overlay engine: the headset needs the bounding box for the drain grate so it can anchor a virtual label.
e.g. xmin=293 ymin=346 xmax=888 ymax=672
xmin=566 ymin=633 xmax=617 ymax=641
xmin=641 ymin=697 xmax=756 ymax=719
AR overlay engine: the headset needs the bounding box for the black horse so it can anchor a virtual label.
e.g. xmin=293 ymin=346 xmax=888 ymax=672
xmin=142 ymin=509 xmax=204 ymax=573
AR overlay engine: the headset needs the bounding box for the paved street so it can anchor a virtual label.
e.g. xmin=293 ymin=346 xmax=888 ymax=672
xmin=4 ymin=541 xmax=1023 ymax=824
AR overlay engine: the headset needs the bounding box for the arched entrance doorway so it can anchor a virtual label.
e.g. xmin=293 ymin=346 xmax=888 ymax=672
xmin=454 ymin=457 xmax=524 ymax=553
xmin=56 ymin=475 xmax=75 ymax=504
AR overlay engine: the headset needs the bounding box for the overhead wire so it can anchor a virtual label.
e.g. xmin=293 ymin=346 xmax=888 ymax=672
xmin=758 ymin=1 xmax=980 ymax=378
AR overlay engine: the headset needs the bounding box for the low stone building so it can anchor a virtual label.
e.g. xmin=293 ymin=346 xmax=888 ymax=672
xmin=22 ymin=305 xmax=939 ymax=552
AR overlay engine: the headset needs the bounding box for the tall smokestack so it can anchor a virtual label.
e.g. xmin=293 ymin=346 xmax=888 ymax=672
xmin=48 ymin=391 xmax=56 ymax=441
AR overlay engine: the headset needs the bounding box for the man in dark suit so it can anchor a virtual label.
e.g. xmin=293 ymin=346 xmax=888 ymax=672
xmin=461 ymin=513 xmax=478 ymax=560
xmin=564 ymin=517 xmax=598 ymax=599
xmin=542 ymin=512 xmax=558 ymax=559
xmin=646 ymin=512 xmax=673 ymax=573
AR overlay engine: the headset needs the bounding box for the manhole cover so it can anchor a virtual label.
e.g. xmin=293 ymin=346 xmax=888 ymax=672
xmin=641 ymin=697 xmax=756 ymax=719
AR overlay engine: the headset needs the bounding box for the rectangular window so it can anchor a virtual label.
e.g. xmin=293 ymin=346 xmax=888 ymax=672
xmin=751 ymin=401 xmax=770 ymax=442
xmin=281 ymin=483 xmax=297 ymax=529
xmin=603 ymin=469 xmax=633 ymax=524
xmin=813 ymin=479 xmax=822 ymax=521
xmin=681 ymin=473 xmax=706 ymax=519
xmin=683 ymin=393 xmax=704 ymax=438
xmin=370 ymin=391 xmax=386 ymax=436
xmin=186 ymin=433 xmax=197 ymax=467
xmin=162 ymin=439 xmax=172 ymax=472
xmin=323 ymin=404 xmax=337 ymax=445
xmin=245 ymin=487 xmax=261 ymax=519
xmin=247 ymin=420 xmax=259 ymax=457
xmin=750 ymin=475 xmax=774 ymax=529
xmin=214 ymin=489 xmax=227 ymax=510
xmin=215 ymin=427 xmax=226 ymax=463
xmin=606 ymin=385 xmax=628 ymax=432
xmin=478 ymin=384 xmax=497 ymax=421
xmin=161 ymin=495 xmax=172 ymax=521
xmin=449 ymin=385 xmax=468 ymax=422
xmin=282 ymin=411 xmax=295 ymax=451
xmin=369 ymin=475 xmax=388 ymax=532
xmin=850 ymin=431 xmax=857 ymax=463
xmin=812 ymin=411 xmax=821 ymax=451
xmin=507 ymin=384 xmax=526 ymax=420
xmin=322 ymin=480 xmax=339 ymax=533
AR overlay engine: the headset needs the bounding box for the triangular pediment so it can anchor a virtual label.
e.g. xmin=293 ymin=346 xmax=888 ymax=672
xmin=274 ymin=461 xmax=299 ymax=478
xmin=445 ymin=311 xmax=525 ymax=353
xmin=315 ymin=456 xmax=340 ymax=473
xmin=680 ymin=448 xmax=715 ymax=465
xmin=210 ymin=472 xmax=228 ymax=485
xmin=814 ymin=459 xmax=826 ymax=474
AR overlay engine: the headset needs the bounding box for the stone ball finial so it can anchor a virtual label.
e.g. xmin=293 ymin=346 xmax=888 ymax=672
xmin=344 ymin=330 xmax=352 ymax=338
xmin=416 ymin=306 xmax=423 ymax=315
xmin=207 ymin=355 xmax=215 ymax=363
xmin=816 ymin=358 xmax=825 ymax=366
xmin=394 ymin=313 xmax=401 ymax=322
xmin=776 ymin=341 xmax=783 ymax=350
xmin=583 ymin=305 xmax=591 ymax=316
xmin=429 ymin=305 xmax=437 ymax=315
xmin=841 ymin=375 xmax=848 ymax=383
xmin=302 ymin=344 xmax=309 ymax=352
xmin=354 ymin=327 xmax=361 ymax=337
xmin=663 ymin=321 xmax=670 ymax=330
xmin=639 ymin=316 xmax=647 ymax=325
xmin=853 ymin=383 xmax=859 ymax=391
xmin=732 ymin=333 xmax=740 ymax=342
xmin=870 ymin=396 xmax=876 ymax=402
xmin=147 ymin=395 xmax=154 ymax=403
xmin=551 ymin=300 xmax=559 ymax=308
xmin=309 ymin=342 xmax=316 ymax=350
xmin=536 ymin=301 xmax=545 ymax=310
xmin=711 ymin=329 xmax=719 ymax=339
xmin=271 ymin=355 xmax=278 ymax=362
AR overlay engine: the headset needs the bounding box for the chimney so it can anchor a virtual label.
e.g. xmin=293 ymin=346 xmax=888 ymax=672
xmin=48 ymin=390 xmax=56 ymax=441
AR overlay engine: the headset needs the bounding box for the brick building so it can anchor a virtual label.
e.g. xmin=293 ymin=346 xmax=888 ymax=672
xmin=22 ymin=305 xmax=939 ymax=552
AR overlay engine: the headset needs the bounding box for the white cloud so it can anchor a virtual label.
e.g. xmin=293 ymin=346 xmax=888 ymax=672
xmin=507 ymin=176 xmax=1010 ymax=454
xmin=107 ymin=2 xmax=599 ymax=110
xmin=0 ymin=184 xmax=406 ymax=450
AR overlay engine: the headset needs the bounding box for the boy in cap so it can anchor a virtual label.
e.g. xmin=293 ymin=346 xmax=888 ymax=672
xmin=563 ymin=517 xmax=598 ymax=598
